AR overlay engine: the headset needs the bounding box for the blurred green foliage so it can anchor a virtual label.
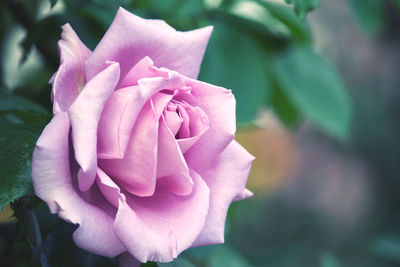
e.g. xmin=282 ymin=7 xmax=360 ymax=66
xmin=0 ymin=0 xmax=398 ymax=266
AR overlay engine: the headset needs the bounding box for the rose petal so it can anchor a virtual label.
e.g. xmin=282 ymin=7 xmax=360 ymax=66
xmin=119 ymin=56 xmax=169 ymax=88
xmin=157 ymin=114 xmax=194 ymax=196
xmin=176 ymin=105 xmax=190 ymax=139
xmin=176 ymin=105 xmax=209 ymax=154
xmin=31 ymin=112 xmax=125 ymax=257
xmin=68 ymin=62 xmax=120 ymax=192
xmin=184 ymin=80 xmax=236 ymax=170
xmin=85 ymin=7 xmax=213 ymax=81
xmin=96 ymin=167 xmax=121 ymax=208
xmin=97 ymin=86 xmax=141 ymax=159
xmin=113 ymin=170 xmax=210 ymax=263
xmin=52 ymin=24 xmax=91 ymax=113
xmin=164 ymin=108 xmax=182 ymax=136
xmin=192 ymin=140 xmax=254 ymax=246
xmin=98 ymin=100 xmax=158 ymax=197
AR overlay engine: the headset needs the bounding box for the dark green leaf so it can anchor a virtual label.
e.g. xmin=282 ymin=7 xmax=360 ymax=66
xmin=284 ymin=0 xmax=321 ymax=19
xmin=0 ymin=118 xmax=49 ymax=211
xmin=11 ymin=199 xmax=42 ymax=250
xmin=0 ymin=90 xmax=47 ymax=113
xmin=273 ymin=46 xmax=352 ymax=139
xmin=141 ymin=262 xmax=158 ymax=267
xmin=270 ymin=82 xmax=300 ymax=128
xmin=347 ymin=0 xmax=385 ymax=33
xmin=49 ymin=0 xmax=59 ymax=7
xmin=40 ymin=222 xmax=118 ymax=267
xmin=199 ymin=16 xmax=271 ymax=123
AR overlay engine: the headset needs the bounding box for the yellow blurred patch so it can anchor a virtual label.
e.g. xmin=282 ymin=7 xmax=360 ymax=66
xmin=236 ymin=111 xmax=295 ymax=193
xmin=0 ymin=205 xmax=16 ymax=223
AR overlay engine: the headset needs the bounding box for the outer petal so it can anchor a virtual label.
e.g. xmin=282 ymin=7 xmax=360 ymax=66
xmin=184 ymin=79 xmax=236 ymax=171
xmin=31 ymin=112 xmax=125 ymax=257
xmin=113 ymin=170 xmax=210 ymax=263
xmin=52 ymin=24 xmax=91 ymax=113
xmin=192 ymin=141 xmax=254 ymax=247
xmin=68 ymin=62 xmax=120 ymax=192
xmin=85 ymin=7 xmax=213 ymax=81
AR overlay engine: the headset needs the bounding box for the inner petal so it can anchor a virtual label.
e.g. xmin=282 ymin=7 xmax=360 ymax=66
xmin=176 ymin=105 xmax=209 ymax=154
xmin=164 ymin=108 xmax=183 ymax=136
xmin=98 ymin=100 xmax=158 ymax=197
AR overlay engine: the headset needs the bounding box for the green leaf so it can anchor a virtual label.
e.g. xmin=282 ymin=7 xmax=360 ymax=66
xmin=257 ymin=0 xmax=311 ymax=43
xmin=273 ymin=46 xmax=352 ymax=139
xmin=199 ymin=15 xmax=271 ymax=123
xmin=0 ymin=117 xmax=49 ymax=211
xmin=208 ymin=246 xmax=254 ymax=267
xmin=284 ymin=0 xmax=322 ymax=19
xmin=157 ymin=257 xmax=196 ymax=267
xmin=49 ymin=0 xmax=59 ymax=7
xmin=320 ymin=251 xmax=343 ymax=267
xmin=0 ymin=90 xmax=47 ymax=113
xmin=270 ymin=82 xmax=300 ymax=128
xmin=347 ymin=0 xmax=385 ymax=33
xmin=370 ymin=235 xmax=400 ymax=261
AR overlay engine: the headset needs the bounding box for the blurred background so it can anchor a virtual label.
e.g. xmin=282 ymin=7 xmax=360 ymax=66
xmin=0 ymin=0 xmax=399 ymax=266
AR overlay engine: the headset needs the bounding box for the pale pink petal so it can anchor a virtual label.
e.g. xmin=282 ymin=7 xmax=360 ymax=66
xmin=98 ymin=74 xmax=184 ymax=196
xmin=68 ymin=62 xmax=120 ymax=192
xmin=96 ymin=167 xmax=121 ymax=208
xmin=157 ymin=114 xmax=194 ymax=196
xmin=119 ymin=56 xmax=169 ymax=88
xmin=164 ymin=108 xmax=182 ymax=136
xmin=52 ymin=24 xmax=91 ymax=113
xmin=98 ymin=100 xmax=158 ymax=197
xmin=85 ymin=7 xmax=213 ymax=81
xmin=97 ymin=86 xmax=141 ymax=159
xmin=176 ymin=105 xmax=190 ymax=139
xmin=192 ymin=141 xmax=254 ymax=247
xmin=31 ymin=112 xmax=125 ymax=257
xmin=113 ymin=170 xmax=210 ymax=263
xmin=184 ymin=80 xmax=236 ymax=170
xmin=177 ymin=105 xmax=209 ymax=154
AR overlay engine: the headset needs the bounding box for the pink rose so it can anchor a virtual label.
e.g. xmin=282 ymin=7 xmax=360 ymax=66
xmin=32 ymin=8 xmax=253 ymax=264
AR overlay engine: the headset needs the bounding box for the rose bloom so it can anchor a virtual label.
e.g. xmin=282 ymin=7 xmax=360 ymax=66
xmin=32 ymin=8 xmax=254 ymax=265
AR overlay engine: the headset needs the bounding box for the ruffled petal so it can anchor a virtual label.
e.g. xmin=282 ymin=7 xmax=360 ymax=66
xmin=85 ymin=7 xmax=212 ymax=81
xmin=68 ymin=62 xmax=120 ymax=192
xmin=113 ymin=170 xmax=210 ymax=263
xmin=192 ymin=141 xmax=254 ymax=247
xmin=52 ymin=24 xmax=91 ymax=113
xmin=119 ymin=56 xmax=169 ymax=88
xmin=31 ymin=112 xmax=125 ymax=257
xmin=184 ymin=80 xmax=236 ymax=170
